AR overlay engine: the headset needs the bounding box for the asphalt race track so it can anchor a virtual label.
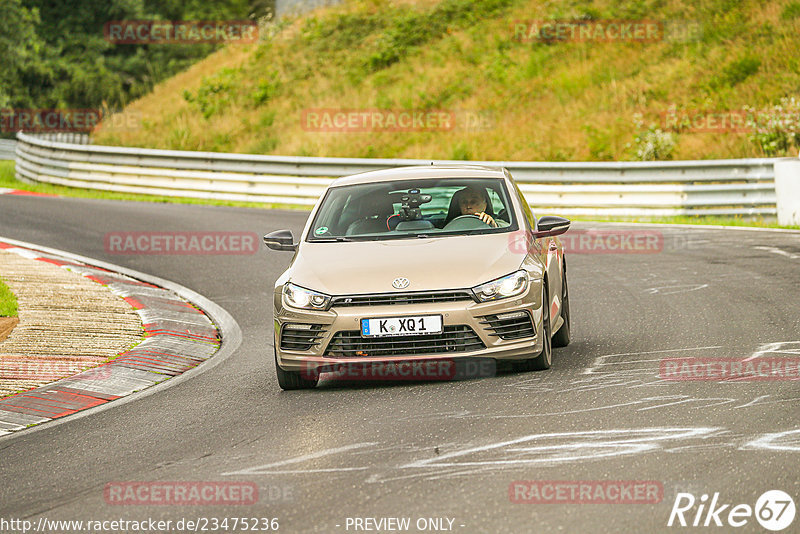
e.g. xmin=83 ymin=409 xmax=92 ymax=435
xmin=1 ymin=194 xmax=798 ymax=533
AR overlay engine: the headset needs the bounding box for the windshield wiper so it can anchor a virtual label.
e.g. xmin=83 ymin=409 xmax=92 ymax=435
xmin=312 ymin=236 xmax=353 ymax=242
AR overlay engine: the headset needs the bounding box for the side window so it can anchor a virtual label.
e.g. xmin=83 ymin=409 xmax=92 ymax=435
xmin=513 ymin=182 xmax=536 ymax=230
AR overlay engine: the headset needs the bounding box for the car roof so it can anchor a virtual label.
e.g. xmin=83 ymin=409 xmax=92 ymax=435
xmin=330 ymin=165 xmax=508 ymax=187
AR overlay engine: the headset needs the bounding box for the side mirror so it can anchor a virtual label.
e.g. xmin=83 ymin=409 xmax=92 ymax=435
xmin=263 ymin=229 xmax=298 ymax=252
xmin=533 ymin=216 xmax=571 ymax=238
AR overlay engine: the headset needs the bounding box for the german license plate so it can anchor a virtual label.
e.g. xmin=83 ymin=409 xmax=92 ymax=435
xmin=361 ymin=315 xmax=443 ymax=337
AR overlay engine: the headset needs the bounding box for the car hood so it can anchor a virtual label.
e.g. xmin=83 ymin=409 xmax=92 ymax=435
xmin=288 ymin=232 xmax=527 ymax=295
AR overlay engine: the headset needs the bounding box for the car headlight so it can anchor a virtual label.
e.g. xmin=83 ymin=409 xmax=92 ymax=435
xmin=472 ymin=270 xmax=529 ymax=302
xmin=283 ymin=283 xmax=331 ymax=310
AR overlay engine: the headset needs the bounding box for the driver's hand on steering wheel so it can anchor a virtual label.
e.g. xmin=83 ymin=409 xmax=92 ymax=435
xmin=475 ymin=212 xmax=497 ymax=227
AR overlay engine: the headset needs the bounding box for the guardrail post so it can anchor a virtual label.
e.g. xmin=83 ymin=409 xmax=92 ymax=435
xmin=774 ymin=158 xmax=800 ymax=226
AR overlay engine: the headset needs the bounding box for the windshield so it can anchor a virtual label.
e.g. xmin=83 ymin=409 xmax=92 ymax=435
xmin=307 ymin=177 xmax=518 ymax=241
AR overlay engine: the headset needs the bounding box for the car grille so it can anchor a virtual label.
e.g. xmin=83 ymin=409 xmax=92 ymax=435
xmin=280 ymin=323 xmax=326 ymax=351
xmin=324 ymin=325 xmax=485 ymax=357
xmin=330 ymin=290 xmax=474 ymax=308
xmin=480 ymin=311 xmax=535 ymax=340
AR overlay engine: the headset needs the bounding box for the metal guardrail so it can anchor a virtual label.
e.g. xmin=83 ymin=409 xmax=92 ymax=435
xmin=15 ymin=132 xmax=778 ymax=216
xmin=0 ymin=140 xmax=17 ymax=161
xmin=4 ymin=134 xmax=88 ymax=161
xmin=31 ymin=133 xmax=91 ymax=144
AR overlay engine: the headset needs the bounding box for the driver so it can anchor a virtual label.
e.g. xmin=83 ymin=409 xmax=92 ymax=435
xmin=449 ymin=185 xmax=498 ymax=227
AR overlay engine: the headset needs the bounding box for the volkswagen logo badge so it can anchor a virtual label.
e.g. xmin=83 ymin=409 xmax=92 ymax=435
xmin=392 ymin=277 xmax=410 ymax=289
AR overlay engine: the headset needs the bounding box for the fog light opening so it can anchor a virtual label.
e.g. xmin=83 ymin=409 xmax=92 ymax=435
xmin=284 ymin=323 xmax=315 ymax=330
xmin=495 ymin=311 xmax=528 ymax=321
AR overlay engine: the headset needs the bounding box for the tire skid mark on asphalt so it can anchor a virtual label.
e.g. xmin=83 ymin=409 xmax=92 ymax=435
xmin=583 ymin=342 xmax=800 ymax=386
xmin=221 ymin=442 xmax=378 ymax=476
xmin=743 ymin=340 xmax=800 ymax=362
xmin=734 ymin=395 xmax=800 ymax=409
xmin=393 ymin=410 xmax=473 ymax=421
xmin=644 ymin=283 xmax=709 ymax=295
xmin=659 ymin=443 xmax=736 ymax=454
xmin=630 ymin=271 xmax=764 ymax=290
xmin=752 ymin=245 xmax=800 ymax=260
xmin=498 ymin=376 xmax=647 ymax=394
xmin=487 ymin=341 xmax=799 ymax=415
xmin=734 ymin=394 xmax=772 ymax=408
xmin=221 ymin=428 xmax=728 ymax=483
xmin=516 ymin=342 xmax=800 ymax=414
xmin=582 ymin=345 xmax=724 ymax=375
xmin=400 ymin=428 xmax=723 ymax=469
xmin=634 ymin=395 xmax=737 ymax=411
xmin=367 ymin=466 xmax=502 ymax=485
xmin=392 ymin=396 xmax=739 ymax=419
xmin=742 ymin=429 xmax=800 ymax=451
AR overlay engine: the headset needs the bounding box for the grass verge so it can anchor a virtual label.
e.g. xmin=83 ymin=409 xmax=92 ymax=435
xmin=0 ymin=277 xmax=18 ymax=317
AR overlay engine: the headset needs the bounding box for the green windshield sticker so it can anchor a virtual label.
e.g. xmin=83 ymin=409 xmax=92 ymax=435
xmin=315 ymin=226 xmax=329 ymax=235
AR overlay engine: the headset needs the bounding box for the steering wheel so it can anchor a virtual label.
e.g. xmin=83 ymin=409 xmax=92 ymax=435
xmin=443 ymin=214 xmax=491 ymax=231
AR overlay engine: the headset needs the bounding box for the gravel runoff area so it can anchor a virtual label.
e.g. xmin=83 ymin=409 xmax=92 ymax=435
xmin=0 ymin=249 xmax=143 ymax=398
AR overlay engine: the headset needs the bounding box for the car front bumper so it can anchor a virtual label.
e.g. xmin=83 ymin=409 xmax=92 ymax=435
xmin=273 ymin=284 xmax=545 ymax=373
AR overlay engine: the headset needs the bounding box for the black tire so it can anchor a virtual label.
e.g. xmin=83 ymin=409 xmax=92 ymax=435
xmin=513 ymin=283 xmax=552 ymax=372
xmin=552 ymin=261 xmax=571 ymax=348
xmin=275 ymin=348 xmax=318 ymax=390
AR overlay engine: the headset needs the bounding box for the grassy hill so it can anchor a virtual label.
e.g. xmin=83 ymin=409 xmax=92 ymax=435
xmin=93 ymin=0 xmax=800 ymax=161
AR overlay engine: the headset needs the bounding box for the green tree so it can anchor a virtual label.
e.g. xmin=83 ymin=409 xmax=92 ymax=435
xmin=0 ymin=0 xmax=44 ymax=109
xmin=5 ymin=0 xmax=275 ymax=116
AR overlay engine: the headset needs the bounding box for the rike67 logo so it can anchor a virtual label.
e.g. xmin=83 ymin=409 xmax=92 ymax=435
xmin=668 ymin=490 xmax=796 ymax=531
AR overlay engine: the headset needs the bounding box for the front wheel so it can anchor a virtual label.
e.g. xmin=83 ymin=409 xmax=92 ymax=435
xmin=275 ymin=348 xmax=318 ymax=390
xmin=513 ymin=284 xmax=552 ymax=372
xmin=552 ymin=262 xmax=571 ymax=348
